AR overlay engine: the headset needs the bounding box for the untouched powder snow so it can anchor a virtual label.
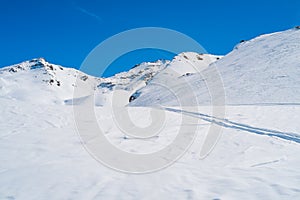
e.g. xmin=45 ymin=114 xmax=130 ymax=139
xmin=0 ymin=27 xmax=300 ymax=199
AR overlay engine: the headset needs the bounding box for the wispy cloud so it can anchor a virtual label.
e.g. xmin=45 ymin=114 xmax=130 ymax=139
xmin=72 ymin=2 xmax=103 ymax=23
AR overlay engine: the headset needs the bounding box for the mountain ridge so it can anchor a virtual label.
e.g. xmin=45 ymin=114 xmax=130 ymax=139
xmin=1 ymin=27 xmax=300 ymax=106
xmin=0 ymin=52 xmax=220 ymax=105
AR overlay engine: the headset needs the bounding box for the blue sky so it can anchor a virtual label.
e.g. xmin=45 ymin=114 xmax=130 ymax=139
xmin=1 ymin=0 xmax=299 ymax=77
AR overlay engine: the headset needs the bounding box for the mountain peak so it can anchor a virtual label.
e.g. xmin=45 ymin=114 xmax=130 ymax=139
xmin=29 ymin=57 xmax=47 ymax=65
xmin=1 ymin=57 xmax=60 ymax=73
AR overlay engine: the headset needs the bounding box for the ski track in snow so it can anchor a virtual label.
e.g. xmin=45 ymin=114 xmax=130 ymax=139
xmin=164 ymin=107 xmax=300 ymax=144
xmin=250 ymin=159 xmax=281 ymax=168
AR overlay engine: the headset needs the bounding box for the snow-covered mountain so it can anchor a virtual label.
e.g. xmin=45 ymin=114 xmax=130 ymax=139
xmin=0 ymin=52 xmax=221 ymax=105
xmin=132 ymin=27 xmax=300 ymax=106
xmin=0 ymin=58 xmax=99 ymax=104
xmin=1 ymin=27 xmax=300 ymax=199
xmin=1 ymin=28 xmax=300 ymax=106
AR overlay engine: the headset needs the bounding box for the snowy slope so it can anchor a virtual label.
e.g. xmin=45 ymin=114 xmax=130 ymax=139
xmin=128 ymin=52 xmax=221 ymax=106
xmin=132 ymin=28 xmax=300 ymax=106
xmin=1 ymin=28 xmax=300 ymax=199
xmin=99 ymin=60 xmax=169 ymax=91
xmin=95 ymin=53 xmax=221 ymax=106
xmin=95 ymin=60 xmax=169 ymax=105
xmin=1 ymin=99 xmax=300 ymax=199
